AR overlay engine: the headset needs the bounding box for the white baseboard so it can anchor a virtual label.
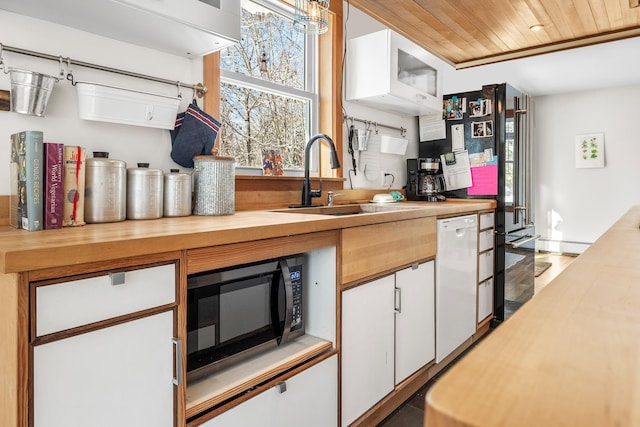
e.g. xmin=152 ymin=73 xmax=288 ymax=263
xmin=537 ymin=239 xmax=590 ymax=255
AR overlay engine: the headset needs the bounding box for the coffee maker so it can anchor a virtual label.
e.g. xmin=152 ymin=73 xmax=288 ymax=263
xmin=406 ymin=158 xmax=446 ymax=202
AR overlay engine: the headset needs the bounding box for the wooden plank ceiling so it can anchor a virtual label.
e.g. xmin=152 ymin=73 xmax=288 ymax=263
xmin=349 ymin=0 xmax=640 ymax=68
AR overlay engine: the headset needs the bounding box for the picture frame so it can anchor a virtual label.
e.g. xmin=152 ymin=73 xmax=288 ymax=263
xmin=575 ymin=133 xmax=605 ymax=168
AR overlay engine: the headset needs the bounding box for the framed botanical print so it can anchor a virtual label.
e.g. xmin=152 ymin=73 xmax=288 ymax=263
xmin=575 ymin=133 xmax=605 ymax=168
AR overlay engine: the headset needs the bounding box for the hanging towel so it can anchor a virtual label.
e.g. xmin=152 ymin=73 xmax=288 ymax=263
xmin=170 ymin=100 xmax=221 ymax=168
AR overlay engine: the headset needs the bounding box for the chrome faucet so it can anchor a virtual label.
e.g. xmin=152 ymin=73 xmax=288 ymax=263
xmin=302 ymin=134 xmax=341 ymax=207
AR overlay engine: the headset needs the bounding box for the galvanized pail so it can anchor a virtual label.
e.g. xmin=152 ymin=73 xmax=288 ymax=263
xmin=193 ymin=155 xmax=235 ymax=215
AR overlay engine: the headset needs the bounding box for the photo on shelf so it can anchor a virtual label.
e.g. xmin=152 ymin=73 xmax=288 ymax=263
xmin=262 ymin=149 xmax=284 ymax=175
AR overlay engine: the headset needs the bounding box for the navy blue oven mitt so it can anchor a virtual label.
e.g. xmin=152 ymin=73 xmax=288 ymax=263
xmin=170 ymin=100 xmax=221 ymax=168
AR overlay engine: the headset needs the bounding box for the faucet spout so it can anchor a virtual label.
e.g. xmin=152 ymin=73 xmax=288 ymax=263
xmin=302 ymin=133 xmax=341 ymax=207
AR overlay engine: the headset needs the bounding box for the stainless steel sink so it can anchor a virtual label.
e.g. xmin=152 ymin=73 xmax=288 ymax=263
xmin=272 ymin=203 xmax=420 ymax=216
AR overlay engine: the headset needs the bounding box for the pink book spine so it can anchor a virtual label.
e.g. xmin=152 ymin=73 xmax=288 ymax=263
xmin=44 ymin=142 xmax=64 ymax=229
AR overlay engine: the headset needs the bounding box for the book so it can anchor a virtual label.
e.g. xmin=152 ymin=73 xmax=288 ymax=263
xmin=9 ymin=131 xmax=44 ymax=231
xmin=44 ymin=143 xmax=64 ymax=229
xmin=62 ymin=145 xmax=86 ymax=227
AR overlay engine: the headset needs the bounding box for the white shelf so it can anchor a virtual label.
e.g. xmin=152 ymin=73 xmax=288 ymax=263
xmin=186 ymin=334 xmax=332 ymax=418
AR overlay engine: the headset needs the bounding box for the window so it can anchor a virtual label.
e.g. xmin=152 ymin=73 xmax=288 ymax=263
xmin=218 ymin=0 xmax=318 ymax=173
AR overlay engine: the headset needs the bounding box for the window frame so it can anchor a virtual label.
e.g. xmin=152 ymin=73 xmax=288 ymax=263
xmin=219 ymin=0 xmax=319 ymax=175
xmin=203 ymin=0 xmax=343 ymax=182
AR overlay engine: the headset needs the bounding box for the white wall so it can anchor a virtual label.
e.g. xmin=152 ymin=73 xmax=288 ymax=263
xmin=534 ymin=84 xmax=640 ymax=253
xmin=341 ymin=4 xmax=433 ymax=190
xmin=0 ymin=10 xmax=201 ymax=196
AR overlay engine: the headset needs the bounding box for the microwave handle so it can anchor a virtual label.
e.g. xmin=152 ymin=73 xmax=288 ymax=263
xmin=277 ymin=259 xmax=294 ymax=345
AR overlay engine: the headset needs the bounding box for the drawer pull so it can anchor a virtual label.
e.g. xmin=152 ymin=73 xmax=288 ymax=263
xmin=275 ymin=381 xmax=287 ymax=394
xmin=109 ymin=272 xmax=125 ymax=286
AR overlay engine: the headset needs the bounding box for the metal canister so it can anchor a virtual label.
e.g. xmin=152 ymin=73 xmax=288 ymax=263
xmin=193 ymin=155 xmax=235 ymax=215
xmin=163 ymin=169 xmax=192 ymax=217
xmin=126 ymin=163 xmax=163 ymax=220
xmin=85 ymin=152 xmax=126 ymax=223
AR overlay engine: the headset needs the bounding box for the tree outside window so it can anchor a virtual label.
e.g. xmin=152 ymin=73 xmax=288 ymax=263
xmin=218 ymin=0 xmax=317 ymax=172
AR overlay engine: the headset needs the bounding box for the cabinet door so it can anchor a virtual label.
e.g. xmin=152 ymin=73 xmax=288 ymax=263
xmin=395 ymin=261 xmax=435 ymax=384
xmin=200 ymin=354 xmax=338 ymax=427
xmin=34 ymin=311 xmax=175 ymax=427
xmin=341 ymin=276 xmax=395 ymax=427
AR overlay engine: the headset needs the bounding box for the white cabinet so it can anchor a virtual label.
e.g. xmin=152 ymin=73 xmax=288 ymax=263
xmin=35 ymin=264 xmax=175 ymax=336
xmin=200 ymin=354 xmax=338 ymax=427
xmin=395 ymin=262 xmax=435 ymax=384
xmin=346 ymin=29 xmax=443 ymax=116
xmin=342 ymin=261 xmax=435 ymax=426
xmin=0 ymin=0 xmax=240 ymax=57
xmin=32 ymin=263 xmax=178 ymax=427
xmin=478 ymin=278 xmax=494 ymax=323
xmin=478 ymin=250 xmax=494 ymax=282
xmin=341 ymin=275 xmax=395 ymax=427
xmin=34 ymin=311 xmax=175 ymax=427
xmin=477 ymin=211 xmax=496 ymax=326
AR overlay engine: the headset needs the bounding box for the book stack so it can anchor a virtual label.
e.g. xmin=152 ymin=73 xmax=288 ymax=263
xmin=9 ymin=131 xmax=86 ymax=231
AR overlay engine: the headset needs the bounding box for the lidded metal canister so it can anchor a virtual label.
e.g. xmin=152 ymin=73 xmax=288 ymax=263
xmin=85 ymin=152 xmax=126 ymax=223
xmin=193 ymin=154 xmax=235 ymax=216
xmin=163 ymin=169 xmax=192 ymax=217
xmin=126 ymin=163 xmax=163 ymax=220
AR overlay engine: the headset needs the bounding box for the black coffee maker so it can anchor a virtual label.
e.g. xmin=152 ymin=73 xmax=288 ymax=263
xmin=406 ymin=158 xmax=446 ymax=202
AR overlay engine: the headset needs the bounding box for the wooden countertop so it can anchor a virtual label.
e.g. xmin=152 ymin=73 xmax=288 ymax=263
xmin=425 ymin=205 xmax=640 ymax=427
xmin=0 ymin=199 xmax=494 ymax=274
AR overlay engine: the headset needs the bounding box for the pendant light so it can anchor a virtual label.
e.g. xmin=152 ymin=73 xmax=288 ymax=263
xmin=293 ymin=0 xmax=330 ymax=35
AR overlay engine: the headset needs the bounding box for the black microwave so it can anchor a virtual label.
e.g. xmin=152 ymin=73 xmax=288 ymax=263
xmin=186 ymin=255 xmax=305 ymax=380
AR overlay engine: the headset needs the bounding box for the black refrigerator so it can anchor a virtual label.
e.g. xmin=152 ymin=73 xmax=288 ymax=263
xmin=418 ymin=83 xmax=537 ymax=324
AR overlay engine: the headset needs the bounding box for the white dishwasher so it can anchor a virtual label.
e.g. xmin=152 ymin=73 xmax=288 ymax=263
xmin=435 ymin=214 xmax=478 ymax=363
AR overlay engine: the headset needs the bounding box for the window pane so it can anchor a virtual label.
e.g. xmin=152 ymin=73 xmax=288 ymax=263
xmin=219 ymin=81 xmax=310 ymax=169
xmin=505 ymin=162 xmax=513 ymax=204
xmin=220 ymin=1 xmax=305 ymax=90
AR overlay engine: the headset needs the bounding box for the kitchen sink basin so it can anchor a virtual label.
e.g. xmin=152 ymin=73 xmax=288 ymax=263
xmin=272 ymin=203 xmax=420 ymax=216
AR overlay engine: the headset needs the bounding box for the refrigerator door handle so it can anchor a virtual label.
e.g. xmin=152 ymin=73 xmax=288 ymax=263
xmin=508 ymin=234 xmax=541 ymax=248
xmin=524 ymin=94 xmax=534 ymax=226
xmin=513 ymin=95 xmax=531 ymax=226
xmin=512 ymin=95 xmax=521 ymax=225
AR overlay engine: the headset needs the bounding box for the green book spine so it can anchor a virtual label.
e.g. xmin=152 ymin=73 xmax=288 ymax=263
xmin=10 ymin=130 xmax=44 ymax=231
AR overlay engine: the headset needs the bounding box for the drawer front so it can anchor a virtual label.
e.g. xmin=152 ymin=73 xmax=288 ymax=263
xmin=478 ymin=250 xmax=494 ymax=282
xmin=341 ymin=217 xmax=436 ymax=286
xmin=36 ymin=264 xmax=176 ymax=337
xmin=479 ymin=229 xmax=494 ymax=252
xmin=478 ymin=278 xmax=493 ymax=323
xmin=479 ymin=212 xmax=494 ymax=230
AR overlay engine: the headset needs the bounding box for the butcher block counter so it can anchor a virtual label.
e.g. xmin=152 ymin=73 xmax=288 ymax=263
xmin=0 ymin=199 xmax=494 ymax=274
xmin=425 ymin=205 xmax=640 ymax=427
xmin=0 ymin=198 xmax=495 ymax=427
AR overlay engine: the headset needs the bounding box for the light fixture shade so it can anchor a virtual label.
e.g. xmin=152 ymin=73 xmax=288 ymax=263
xmin=293 ymin=0 xmax=330 ymax=35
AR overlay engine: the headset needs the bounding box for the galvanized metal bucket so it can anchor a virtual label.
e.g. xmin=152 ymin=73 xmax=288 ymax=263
xmin=9 ymin=68 xmax=58 ymax=117
xmin=193 ymin=155 xmax=235 ymax=216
